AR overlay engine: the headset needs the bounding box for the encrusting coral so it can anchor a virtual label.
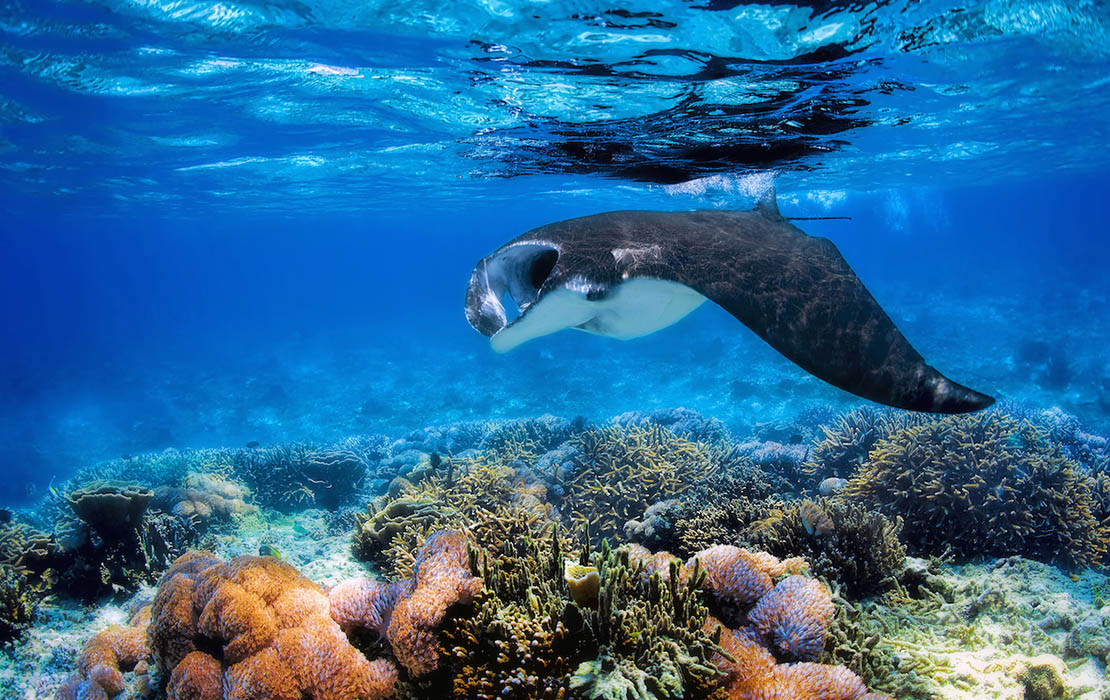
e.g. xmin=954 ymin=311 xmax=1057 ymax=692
xmin=841 ymin=413 xmax=1109 ymax=567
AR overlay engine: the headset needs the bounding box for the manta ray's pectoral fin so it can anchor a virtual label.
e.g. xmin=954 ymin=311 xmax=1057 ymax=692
xmin=675 ymin=222 xmax=994 ymax=414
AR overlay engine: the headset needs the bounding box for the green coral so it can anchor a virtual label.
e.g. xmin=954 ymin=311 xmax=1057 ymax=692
xmin=841 ymin=413 xmax=1109 ymax=567
xmin=741 ymin=499 xmax=906 ymax=599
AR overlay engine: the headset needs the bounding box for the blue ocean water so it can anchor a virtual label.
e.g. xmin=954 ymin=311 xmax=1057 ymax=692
xmin=1 ymin=0 xmax=1109 ymax=507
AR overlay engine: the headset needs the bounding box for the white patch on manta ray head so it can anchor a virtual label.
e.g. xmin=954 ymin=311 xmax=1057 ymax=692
xmin=611 ymin=245 xmax=662 ymax=265
xmin=490 ymin=278 xmax=706 ymax=353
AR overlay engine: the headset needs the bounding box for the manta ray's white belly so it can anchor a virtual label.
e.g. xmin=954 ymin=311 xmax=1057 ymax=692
xmin=490 ymin=278 xmax=707 ymax=353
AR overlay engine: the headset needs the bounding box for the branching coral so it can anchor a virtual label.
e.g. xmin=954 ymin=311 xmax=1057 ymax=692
xmin=352 ymin=454 xmax=557 ymax=578
xmin=0 ymin=564 xmax=36 ymax=645
xmin=657 ymin=496 xmax=784 ymax=560
xmin=803 ymin=409 xmax=926 ymax=487
xmin=480 ymin=415 xmax=588 ymax=459
xmin=145 ymin=550 xmax=398 ymax=700
xmin=841 ymin=413 xmax=1109 ymax=567
xmin=741 ymin=499 xmax=906 ymax=599
xmin=234 ymin=444 xmax=371 ymax=511
xmin=558 ymin=425 xmax=725 ymax=543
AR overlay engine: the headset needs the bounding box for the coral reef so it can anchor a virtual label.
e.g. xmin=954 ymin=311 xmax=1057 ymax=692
xmin=0 ymin=564 xmax=36 ymax=645
xmin=802 ymin=409 xmax=925 ymax=486
xmin=352 ymin=452 xmax=557 ymax=578
xmin=610 ymin=408 xmax=730 ymax=444
xmin=55 ymin=481 xmax=197 ymax=600
xmin=65 ymin=481 xmax=154 ymax=547
xmin=145 ymin=550 xmax=398 ymax=700
xmin=556 ymin=425 xmax=727 ymax=542
xmin=841 ymin=413 xmax=1109 ymax=566
xmin=240 ymin=444 xmax=372 ymax=511
xmin=748 ymin=575 xmax=835 ymax=661
xmin=153 ymin=471 xmax=255 ymax=527
xmin=480 ymin=414 xmax=588 ymax=457
xmin=742 ymin=499 xmax=906 ymax=599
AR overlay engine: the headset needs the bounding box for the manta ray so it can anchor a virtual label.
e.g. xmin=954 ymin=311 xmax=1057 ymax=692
xmin=464 ymin=191 xmax=994 ymax=414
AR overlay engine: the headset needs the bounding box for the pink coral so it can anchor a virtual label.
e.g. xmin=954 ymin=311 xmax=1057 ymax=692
xmin=327 ymin=529 xmax=482 ymax=677
xmin=706 ymin=616 xmax=880 ymax=700
xmin=748 ymin=575 xmax=835 ymax=661
xmin=688 ymin=544 xmax=775 ymax=604
xmin=328 ymin=577 xmax=400 ymax=636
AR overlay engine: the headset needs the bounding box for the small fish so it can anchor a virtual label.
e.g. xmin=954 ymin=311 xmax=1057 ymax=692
xmin=259 ymin=544 xmax=283 ymax=560
xmin=799 ymin=501 xmax=834 ymax=537
xmin=818 ymin=477 xmax=847 ymax=496
xmin=245 ymin=441 xmax=261 ymax=449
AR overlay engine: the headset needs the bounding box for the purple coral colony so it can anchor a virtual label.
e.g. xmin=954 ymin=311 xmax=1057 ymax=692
xmin=0 ymin=406 xmax=1107 ymax=699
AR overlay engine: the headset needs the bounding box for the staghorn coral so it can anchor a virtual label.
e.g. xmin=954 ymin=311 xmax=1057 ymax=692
xmin=558 ymin=424 xmax=724 ymax=543
xmin=741 ymin=499 xmax=906 ymax=599
xmin=352 ymin=453 xmax=557 ymax=578
xmin=803 ymin=408 xmax=926 ymax=486
xmin=479 ymin=414 xmax=588 ymax=458
xmin=841 ymin=413 xmax=1109 ymax=567
xmin=434 ymin=532 xmax=583 ymax=699
xmin=146 ymin=550 xmax=398 ymax=700
xmin=663 ymin=496 xmax=785 ymax=560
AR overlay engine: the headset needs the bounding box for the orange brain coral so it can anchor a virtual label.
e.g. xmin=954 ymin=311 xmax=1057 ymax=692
xmin=149 ymin=551 xmax=397 ymax=700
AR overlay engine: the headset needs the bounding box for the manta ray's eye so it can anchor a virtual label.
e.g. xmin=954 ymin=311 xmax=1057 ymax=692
xmin=529 ymin=249 xmax=558 ymax=290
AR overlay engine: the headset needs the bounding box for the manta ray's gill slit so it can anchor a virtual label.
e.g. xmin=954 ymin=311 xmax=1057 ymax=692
xmin=529 ymin=249 xmax=558 ymax=290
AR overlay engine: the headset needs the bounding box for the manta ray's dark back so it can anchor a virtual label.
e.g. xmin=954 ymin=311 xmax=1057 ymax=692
xmin=467 ymin=201 xmax=995 ymax=414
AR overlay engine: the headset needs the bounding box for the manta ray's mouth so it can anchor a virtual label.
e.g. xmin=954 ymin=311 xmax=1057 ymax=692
xmin=464 ymin=242 xmax=559 ymax=337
